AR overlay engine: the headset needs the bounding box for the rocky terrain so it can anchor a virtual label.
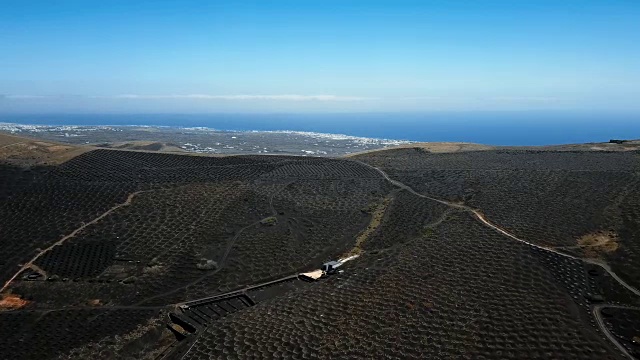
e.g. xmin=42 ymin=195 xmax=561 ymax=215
xmin=1 ymin=133 xmax=639 ymax=359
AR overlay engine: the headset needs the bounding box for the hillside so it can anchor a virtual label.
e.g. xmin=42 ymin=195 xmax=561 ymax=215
xmin=1 ymin=137 xmax=639 ymax=359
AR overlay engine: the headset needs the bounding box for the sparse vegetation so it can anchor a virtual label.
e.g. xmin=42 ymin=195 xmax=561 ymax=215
xmin=260 ymin=216 xmax=277 ymax=226
xmin=576 ymin=231 xmax=620 ymax=258
xmin=0 ymin=293 xmax=29 ymax=310
xmin=1 ymin=140 xmax=640 ymax=359
xmin=196 ymin=259 xmax=218 ymax=271
xmin=344 ymin=196 xmax=392 ymax=257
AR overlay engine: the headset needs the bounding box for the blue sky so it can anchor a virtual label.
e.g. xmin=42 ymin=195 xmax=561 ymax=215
xmin=1 ymin=0 xmax=639 ymax=113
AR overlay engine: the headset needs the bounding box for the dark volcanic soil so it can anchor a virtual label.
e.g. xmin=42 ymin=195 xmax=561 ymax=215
xmin=1 ymin=142 xmax=640 ymax=359
xmin=354 ymin=148 xmax=640 ymax=291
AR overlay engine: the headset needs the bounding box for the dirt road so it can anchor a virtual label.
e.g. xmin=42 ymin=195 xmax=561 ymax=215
xmin=593 ymin=304 xmax=640 ymax=359
xmin=1 ymin=190 xmax=151 ymax=293
xmin=353 ymin=159 xmax=640 ymax=359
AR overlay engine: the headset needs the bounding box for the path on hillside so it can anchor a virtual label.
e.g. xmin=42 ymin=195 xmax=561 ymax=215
xmin=352 ymin=159 xmax=640 ymax=359
xmin=0 ymin=189 xmax=153 ymax=293
xmin=219 ymin=180 xmax=293 ymax=266
xmin=593 ymin=304 xmax=640 ymax=359
xmin=353 ymin=159 xmax=640 ymax=296
xmin=133 ymin=181 xmax=294 ymax=307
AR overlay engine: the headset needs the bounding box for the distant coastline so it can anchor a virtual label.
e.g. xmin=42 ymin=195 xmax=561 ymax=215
xmin=0 ymin=122 xmax=412 ymax=157
xmin=0 ymin=122 xmax=412 ymax=146
xmin=0 ymin=112 xmax=638 ymax=146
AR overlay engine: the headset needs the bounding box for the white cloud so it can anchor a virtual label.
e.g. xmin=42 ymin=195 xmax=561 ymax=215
xmin=90 ymin=94 xmax=374 ymax=101
xmin=1 ymin=94 xmax=557 ymax=104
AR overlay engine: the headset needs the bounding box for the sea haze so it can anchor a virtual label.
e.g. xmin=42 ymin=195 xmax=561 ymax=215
xmin=0 ymin=112 xmax=638 ymax=146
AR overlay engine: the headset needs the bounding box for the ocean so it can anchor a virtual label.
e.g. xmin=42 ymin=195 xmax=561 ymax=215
xmin=1 ymin=112 xmax=638 ymax=146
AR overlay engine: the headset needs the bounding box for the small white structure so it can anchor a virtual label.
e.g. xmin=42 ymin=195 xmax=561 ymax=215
xmin=299 ymin=269 xmax=323 ymax=281
xmin=299 ymin=254 xmax=360 ymax=281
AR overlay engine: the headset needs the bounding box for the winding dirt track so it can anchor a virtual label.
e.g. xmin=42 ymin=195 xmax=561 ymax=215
xmin=218 ymin=181 xmax=292 ymax=267
xmin=352 ymin=159 xmax=640 ymax=359
xmin=3 ymin=156 xmax=639 ymax=358
xmin=355 ymin=159 xmax=640 ymax=294
xmin=0 ymin=190 xmax=152 ymax=293
xmin=593 ymin=304 xmax=640 ymax=359
xmin=132 ymin=182 xmax=293 ymax=307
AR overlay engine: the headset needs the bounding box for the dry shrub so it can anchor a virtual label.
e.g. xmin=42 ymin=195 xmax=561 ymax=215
xmin=343 ymin=196 xmax=392 ymax=257
xmin=0 ymin=292 xmax=29 ymax=310
xmin=577 ymin=231 xmax=619 ymax=258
